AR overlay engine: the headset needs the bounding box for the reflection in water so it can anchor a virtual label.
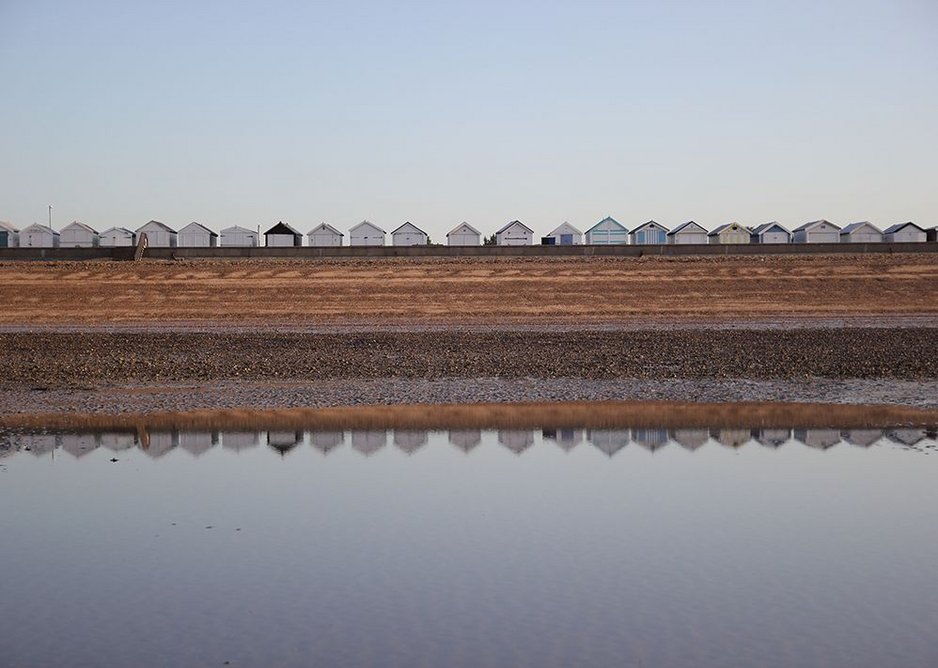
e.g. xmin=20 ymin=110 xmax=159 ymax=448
xmin=2 ymin=426 xmax=937 ymax=461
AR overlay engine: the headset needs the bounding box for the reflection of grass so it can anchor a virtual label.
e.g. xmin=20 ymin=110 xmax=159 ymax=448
xmin=1 ymin=400 xmax=936 ymax=432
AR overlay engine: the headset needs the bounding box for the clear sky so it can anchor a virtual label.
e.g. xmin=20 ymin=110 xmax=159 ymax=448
xmin=1 ymin=0 xmax=935 ymax=239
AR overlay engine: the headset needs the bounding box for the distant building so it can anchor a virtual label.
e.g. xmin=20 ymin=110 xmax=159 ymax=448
xmin=60 ymin=221 xmax=99 ymax=248
xmin=792 ymin=220 xmax=841 ymax=243
xmin=750 ymin=222 xmax=791 ymax=244
xmin=839 ymin=222 xmax=882 ymax=243
xmin=178 ymin=222 xmax=218 ymax=247
xmin=308 ymin=223 xmax=343 ymax=247
xmin=544 ymin=222 xmax=582 ymax=245
xmin=667 ymin=221 xmax=708 ymax=245
xmin=19 ymin=223 xmax=60 ymax=248
xmin=0 ymin=221 xmax=19 ymax=247
xmin=708 ymin=222 xmax=750 ymax=245
xmin=99 ymin=227 xmax=136 ymax=247
xmin=585 ymin=217 xmax=628 ymax=245
xmin=927 ymin=227 xmax=938 ymax=243
xmin=629 ymin=220 xmax=668 ymax=245
xmin=391 ymin=222 xmax=428 ymax=246
xmin=496 ymin=220 xmax=534 ymax=246
xmin=264 ymin=221 xmax=303 ymax=247
xmin=446 ymin=222 xmax=482 ymax=246
xmin=883 ymin=222 xmax=927 ymax=243
xmin=220 ymin=225 xmax=258 ymax=247
xmin=348 ymin=221 xmax=386 ymax=246
xmin=136 ymin=220 xmax=177 ymax=247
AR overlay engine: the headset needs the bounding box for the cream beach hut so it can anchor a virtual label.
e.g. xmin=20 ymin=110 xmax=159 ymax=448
xmin=20 ymin=223 xmax=60 ymax=248
xmin=446 ymin=222 xmax=481 ymax=246
xmin=136 ymin=220 xmax=177 ymax=247
xmin=629 ymin=220 xmax=668 ymax=245
xmin=666 ymin=221 xmax=708 ymax=245
xmin=349 ymin=221 xmax=386 ymax=246
xmin=544 ymin=222 xmax=582 ymax=245
xmin=220 ymin=225 xmax=258 ymax=247
xmin=178 ymin=222 xmax=218 ymax=247
xmin=391 ymin=222 xmax=428 ymax=246
xmin=0 ymin=221 xmax=19 ymax=247
xmin=708 ymin=222 xmax=750 ymax=245
xmin=60 ymin=221 xmax=99 ymax=247
xmin=99 ymin=227 xmax=136 ymax=247
xmin=792 ymin=220 xmax=840 ymax=243
xmin=839 ymin=222 xmax=883 ymax=243
xmin=308 ymin=223 xmax=343 ymax=247
xmin=585 ymin=217 xmax=628 ymax=245
xmin=496 ymin=220 xmax=533 ymax=246
xmin=264 ymin=221 xmax=303 ymax=247
xmin=750 ymin=222 xmax=791 ymax=244
xmin=883 ymin=222 xmax=927 ymax=243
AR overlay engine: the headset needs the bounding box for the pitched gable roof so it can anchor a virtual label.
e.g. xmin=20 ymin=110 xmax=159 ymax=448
xmin=349 ymin=220 xmax=386 ymax=235
xmin=631 ymin=220 xmax=668 ymax=234
xmin=548 ymin=222 xmax=582 ymax=236
xmin=392 ymin=222 xmax=427 ymax=236
xmin=793 ymin=219 xmax=841 ymax=232
xmin=62 ymin=221 xmax=98 ymax=235
xmin=667 ymin=221 xmax=706 ymax=236
xmin=840 ymin=221 xmax=881 ymax=235
xmin=264 ymin=221 xmax=301 ymax=236
xmin=179 ymin=221 xmax=218 ymax=237
xmin=308 ymin=223 xmax=343 ymax=236
xmin=0 ymin=221 xmax=18 ymax=233
xmin=708 ymin=222 xmax=749 ymax=237
xmin=496 ymin=220 xmax=534 ymax=234
xmin=751 ymin=222 xmax=790 ymax=236
xmin=22 ymin=223 xmax=59 ymax=235
xmin=220 ymin=225 xmax=256 ymax=235
xmin=883 ymin=221 xmax=926 ymax=234
xmin=446 ymin=222 xmax=481 ymax=237
xmin=585 ymin=216 xmax=628 ymax=234
xmin=137 ymin=220 xmax=177 ymax=234
xmin=100 ymin=227 xmax=135 ymax=237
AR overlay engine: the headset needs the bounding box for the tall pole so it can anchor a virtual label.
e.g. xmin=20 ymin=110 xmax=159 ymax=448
xmin=48 ymin=204 xmax=52 ymax=230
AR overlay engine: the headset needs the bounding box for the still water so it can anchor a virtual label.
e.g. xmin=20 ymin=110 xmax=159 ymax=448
xmin=1 ymin=423 xmax=937 ymax=667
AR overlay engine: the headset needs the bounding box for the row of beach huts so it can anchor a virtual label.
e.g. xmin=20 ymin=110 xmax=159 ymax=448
xmin=1 ymin=217 xmax=936 ymax=249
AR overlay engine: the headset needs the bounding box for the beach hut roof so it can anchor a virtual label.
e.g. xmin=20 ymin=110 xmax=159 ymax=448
xmin=708 ymin=222 xmax=749 ymax=237
xmin=840 ymin=221 xmax=881 ymax=234
xmin=883 ymin=221 xmax=926 ymax=235
xmin=496 ymin=220 xmax=534 ymax=234
xmin=22 ymin=223 xmax=59 ymax=236
xmin=264 ymin=221 xmax=301 ymax=236
xmin=349 ymin=220 xmax=386 ymax=234
xmin=446 ymin=222 xmax=482 ymax=237
xmin=309 ymin=223 xmax=343 ymax=236
xmin=62 ymin=221 xmax=99 ymax=235
xmin=751 ymin=221 xmax=790 ymax=235
xmin=220 ymin=225 xmax=256 ymax=235
xmin=585 ymin=216 xmax=628 ymax=233
xmin=391 ymin=222 xmax=427 ymax=236
xmin=0 ymin=221 xmax=18 ymax=233
xmin=667 ymin=220 xmax=706 ymax=236
xmin=548 ymin=221 xmax=582 ymax=236
xmin=100 ymin=226 xmax=135 ymax=236
xmin=179 ymin=221 xmax=218 ymax=237
xmin=137 ymin=220 xmax=176 ymax=234
xmin=631 ymin=220 xmax=668 ymax=234
xmin=793 ymin=219 xmax=841 ymax=232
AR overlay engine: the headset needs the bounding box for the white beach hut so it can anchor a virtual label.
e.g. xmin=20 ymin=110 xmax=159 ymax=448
xmin=220 ymin=225 xmax=258 ymax=247
xmin=308 ymin=223 xmax=343 ymax=247
xmin=629 ymin=221 xmax=668 ymax=245
xmin=20 ymin=223 xmax=60 ymax=248
xmin=750 ymin=222 xmax=791 ymax=244
xmin=544 ymin=222 xmax=582 ymax=245
xmin=391 ymin=222 xmax=428 ymax=246
xmin=59 ymin=221 xmax=99 ymax=248
xmin=448 ymin=430 xmax=482 ymax=452
xmin=446 ymin=222 xmax=481 ymax=246
xmin=883 ymin=222 xmax=927 ymax=243
xmin=708 ymin=222 xmax=750 ymax=245
xmin=839 ymin=222 xmax=883 ymax=243
xmin=496 ymin=220 xmax=534 ymax=246
xmin=349 ymin=221 xmax=386 ymax=246
xmin=99 ymin=227 xmax=136 ymax=247
xmin=178 ymin=222 xmax=218 ymax=247
xmin=0 ymin=221 xmax=19 ymax=247
xmin=666 ymin=221 xmax=708 ymax=245
xmin=792 ymin=220 xmax=840 ymax=243
xmin=264 ymin=221 xmax=303 ymax=247
xmin=136 ymin=220 xmax=177 ymax=247
xmin=585 ymin=217 xmax=628 ymax=245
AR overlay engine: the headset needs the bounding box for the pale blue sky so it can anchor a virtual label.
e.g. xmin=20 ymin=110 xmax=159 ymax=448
xmin=1 ymin=0 xmax=935 ymax=239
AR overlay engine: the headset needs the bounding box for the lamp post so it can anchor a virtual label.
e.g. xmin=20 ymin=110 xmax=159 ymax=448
xmin=48 ymin=204 xmax=52 ymax=230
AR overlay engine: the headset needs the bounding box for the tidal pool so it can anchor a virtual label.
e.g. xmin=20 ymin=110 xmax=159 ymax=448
xmin=1 ymin=417 xmax=936 ymax=667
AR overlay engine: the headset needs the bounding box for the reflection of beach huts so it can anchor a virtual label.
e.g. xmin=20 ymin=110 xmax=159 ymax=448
xmin=60 ymin=221 xmax=99 ymax=248
xmin=793 ymin=220 xmax=840 ymax=244
xmin=883 ymin=222 xmax=927 ymax=243
xmin=309 ymin=431 xmax=344 ymax=454
xmin=268 ymin=431 xmax=303 ymax=455
xmin=179 ymin=431 xmax=219 ymax=456
xmin=446 ymin=222 xmax=481 ymax=246
xmin=671 ymin=428 xmax=709 ymax=451
xmin=750 ymin=222 xmax=791 ymax=244
xmin=391 ymin=222 xmax=428 ymax=246
xmin=99 ymin=227 xmax=136 ymax=247
xmin=842 ymin=429 xmax=884 ymax=448
xmin=448 ymin=430 xmax=482 ymax=452
xmin=349 ymin=221 xmax=386 ymax=246
xmin=840 ymin=222 xmax=883 ymax=243
xmin=351 ymin=430 xmax=387 ymax=456
xmin=99 ymin=432 xmax=138 ymax=451
xmin=708 ymin=223 xmax=749 ymax=245
xmin=394 ymin=430 xmax=428 ymax=454
xmin=794 ymin=428 xmax=841 ymax=450
xmin=630 ymin=221 xmax=668 ymax=245
xmin=496 ymin=220 xmax=534 ymax=246
xmin=178 ymin=222 xmax=218 ymax=247
xmin=61 ymin=433 xmax=100 ymax=458
xmin=20 ymin=223 xmax=60 ymax=248
xmin=755 ymin=428 xmax=791 ymax=448
xmin=264 ymin=222 xmax=303 ymax=247
xmin=885 ymin=428 xmax=926 ymax=446
xmin=308 ymin=223 xmax=343 ymax=247
xmin=220 ymin=226 xmax=259 ymax=247
xmin=222 ymin=432 xmax=261 ymax=451
xmin=0 ymin=221 xmax=19 ymax=247
xmin=632 ymin=428 xmax=669 ymax=451
xmin=666 ymin=221 xmax=708 ymax=245
xmin=498 ymin=430 xmax=534 ymax=454
xmin=22 ymin=433 xmax=62 ymax=456
xmin=542 ymin=428 xmax=583 ymax=451
xmin=136 ymin=220 xmax=177 ymax=247
xmin=585 ymin=217 xmax=628 ymax=245
xmin=144 ymin=431 xmax=179 ymax=458
xmin=711 ymin=428 xmax=751 ymax=449
xmin=586 ymin=429 xmax=630 ymax=457
xmin=544 ymin=222 xmax=582 ymax=245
